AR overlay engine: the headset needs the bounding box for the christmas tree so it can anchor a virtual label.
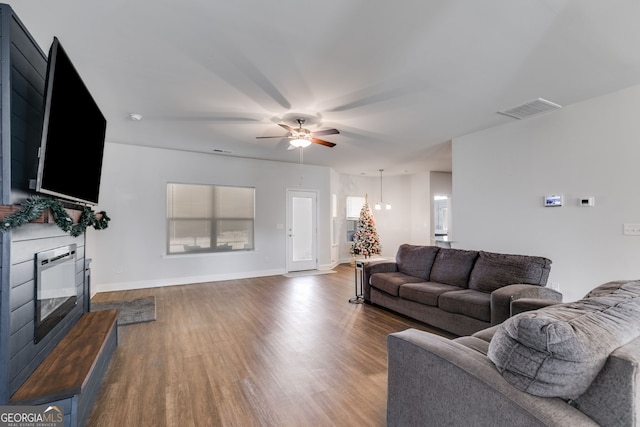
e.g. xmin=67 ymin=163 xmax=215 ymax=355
xmin=351 ymin=195 xmax=381 ymax=258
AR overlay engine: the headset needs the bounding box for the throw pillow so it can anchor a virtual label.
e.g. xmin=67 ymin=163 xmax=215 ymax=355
xmin=395 ymin=244 xmax=440 ymax=280
xmin=487 ymin=280 xmax=640 ymax=399
xmin=429 ymin=249 xmax=478 ymax=288
xmin=468 ymin=251 xmax=551 ymax=293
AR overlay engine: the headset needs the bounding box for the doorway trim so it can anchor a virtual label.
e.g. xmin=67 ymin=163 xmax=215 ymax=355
xmin=286 ymin=189 xmax=318 ymax=272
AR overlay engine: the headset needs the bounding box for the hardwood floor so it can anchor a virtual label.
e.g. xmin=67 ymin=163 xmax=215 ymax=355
xmin=87 ymin=264 xmax=453 ymax=427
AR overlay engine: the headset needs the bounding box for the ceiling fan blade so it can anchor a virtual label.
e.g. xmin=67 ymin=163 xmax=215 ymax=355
xmin=311 ymin=128 xmax=340 ymax=137
xmin=311 ymin=138 xmax=336 ymax=148
xmin=256 ymin=135 xmax=288 ymax=139
xmin=278 ymin=123 xmax=296 ymax=132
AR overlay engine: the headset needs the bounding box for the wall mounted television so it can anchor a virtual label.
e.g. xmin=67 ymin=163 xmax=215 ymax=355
xmin=35 ymin=37 xmax=107 ymax=205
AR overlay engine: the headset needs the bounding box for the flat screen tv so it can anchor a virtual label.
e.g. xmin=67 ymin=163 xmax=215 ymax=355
xmin=36 ymin=37 xmax=107 ymax=205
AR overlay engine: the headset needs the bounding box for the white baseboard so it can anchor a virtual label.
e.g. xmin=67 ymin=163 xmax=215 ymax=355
xmin=318 ymin=262 xmax=339 ymax=270
xmin=91 ymin=268 xmax=286 ymax=295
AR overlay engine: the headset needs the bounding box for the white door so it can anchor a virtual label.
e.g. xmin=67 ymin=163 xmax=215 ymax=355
xmin=286 ymin=190 xmax=317 ymax=272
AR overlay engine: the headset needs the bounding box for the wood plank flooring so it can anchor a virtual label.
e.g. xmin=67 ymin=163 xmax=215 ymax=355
xmin=87 ymin=264 xmax=453 ymax=427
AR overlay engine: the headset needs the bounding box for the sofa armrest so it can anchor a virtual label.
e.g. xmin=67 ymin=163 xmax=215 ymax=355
xmin=510 ymin=297 xmax=562 ymax=316
xmin=573 ymin=336 xmax=640 ymax=427
xmin=362 ymin=261 xmax=398 ymax=301
xmin=387 ymin=329 xmax=598 ymax=427
xmin=490 ymin=284 xmax=562 ymax=326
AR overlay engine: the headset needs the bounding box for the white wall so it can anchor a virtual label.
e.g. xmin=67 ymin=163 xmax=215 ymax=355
xmin=89 ymin=143 xmax=440 ymax=293
xmin=453 ymin=84 xmax=640 ymax=302
xmin=89 ymin=143 xmax=331 ymax=293
xmin=409 ymin=171 xmax=432 ymax=244
xmin=332 ymin=173 xmax=414 ymax=262
xmin=87 ymin=139 xmax=442 ymax=293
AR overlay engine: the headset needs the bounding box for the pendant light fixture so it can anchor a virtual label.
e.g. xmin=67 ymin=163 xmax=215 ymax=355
xmin=374 ymin=169 xmax=391 ymax=210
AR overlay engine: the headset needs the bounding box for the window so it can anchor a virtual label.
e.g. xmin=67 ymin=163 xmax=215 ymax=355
xmin=346 ymin=196 xmax=365 ymax=242
xmin=167 ymin=183 xmax=255 ymax=254
xmin=346 ymin=196 xmax=365 ymax=219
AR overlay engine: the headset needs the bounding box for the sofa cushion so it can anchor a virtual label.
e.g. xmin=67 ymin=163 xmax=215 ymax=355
xmin=452 ymin=336 xmax=490 ymax=355
xmin=395 ymin=244 xmax=440 ymax=280
xmin=369 ymin=272 xmax=425 ymax=296
xmin=437 ymin=289 xmax=491 ymax=322
xmin=468 ymin=251 xmax=551 ymax=293
xmin=429 ymin=249 xmax=479 ymax=288
xmin=399 ymin=282 xmax=462 ymax=306
xmin=472 ymin=324 xmax=500 ymax=343
xmin=487 ymin=280 xmax=640 ymax=399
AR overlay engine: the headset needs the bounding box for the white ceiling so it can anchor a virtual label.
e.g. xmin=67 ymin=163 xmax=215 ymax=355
xmin=10 ymin=0 xmax=640 ymax=176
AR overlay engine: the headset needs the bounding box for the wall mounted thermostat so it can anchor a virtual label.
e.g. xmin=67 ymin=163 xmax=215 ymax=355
xmin=579 ymin=197 xmax=595 ymax=207
xmin=544 ymin=194 xmax=563 ymax=207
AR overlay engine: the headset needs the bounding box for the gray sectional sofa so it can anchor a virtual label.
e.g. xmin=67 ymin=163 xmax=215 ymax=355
xmin=387 ymin=279 xmax=640 ymax=427
xmin=363 ymin=244 xmax=561 ymax=336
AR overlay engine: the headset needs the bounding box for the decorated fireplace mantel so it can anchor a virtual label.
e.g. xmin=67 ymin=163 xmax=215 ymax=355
xmin=0 ymin=197 xmax=109 ymax=237
xmin=0 ymin=204 xmax=88 ymax=223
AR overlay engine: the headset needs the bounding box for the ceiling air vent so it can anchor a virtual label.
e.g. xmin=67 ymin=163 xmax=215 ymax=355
xmin=498 ymin=98 xmax=562 ymax=120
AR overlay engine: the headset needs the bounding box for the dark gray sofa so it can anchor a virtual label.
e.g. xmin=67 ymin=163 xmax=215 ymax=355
xmin=363 ymin=244 xmax=561 ymax=336
xmin=387 ymin=280 xmax=640 ymax=427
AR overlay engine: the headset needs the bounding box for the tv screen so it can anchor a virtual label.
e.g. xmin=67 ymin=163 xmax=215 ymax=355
xmin=36 ymin=37 xmax=107 ymax=205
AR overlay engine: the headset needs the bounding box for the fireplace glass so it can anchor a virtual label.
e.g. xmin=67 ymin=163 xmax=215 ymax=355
xmin=34 ymin=244 xmax=78 ymax=343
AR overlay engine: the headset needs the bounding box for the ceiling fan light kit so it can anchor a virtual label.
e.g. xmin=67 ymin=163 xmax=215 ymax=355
xmin=256 ymin=118 xmax=339 ymax=149
xmin=290 ymin=138 xmax=311 ymax=148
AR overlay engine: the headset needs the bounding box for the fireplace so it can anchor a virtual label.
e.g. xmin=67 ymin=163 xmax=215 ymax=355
xmin=34 ymin=244 xmax=78 ymax=343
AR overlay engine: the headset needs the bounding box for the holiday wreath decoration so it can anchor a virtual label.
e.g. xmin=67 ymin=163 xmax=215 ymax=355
xmin=0 ymin=196 xmax=110 ymax=237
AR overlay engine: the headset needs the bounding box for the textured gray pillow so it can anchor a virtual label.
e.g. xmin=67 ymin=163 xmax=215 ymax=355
xmin=468 ymin=251 xmax=551 ymax=293
xmin=395 ymin=244 xmax=440 ymax=280
xmin=429 ymin=249 xmax=478 ymax=288
xmin=487 ymin=281 xmax=640 ymax=399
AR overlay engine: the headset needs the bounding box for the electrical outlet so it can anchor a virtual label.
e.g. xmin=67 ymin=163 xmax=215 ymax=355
xmin=623 ymin=224 xmax=640 ymax=235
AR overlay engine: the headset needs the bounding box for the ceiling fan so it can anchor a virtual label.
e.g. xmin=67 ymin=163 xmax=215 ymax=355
xmin=257 ymin=119 xmax=339 ymax=148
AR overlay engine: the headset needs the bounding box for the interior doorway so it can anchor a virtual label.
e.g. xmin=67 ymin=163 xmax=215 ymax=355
xmin=434 ymin=194 xmax=450 ymax=244
xmin=286 ymin=190 xmax=318 ymax=272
